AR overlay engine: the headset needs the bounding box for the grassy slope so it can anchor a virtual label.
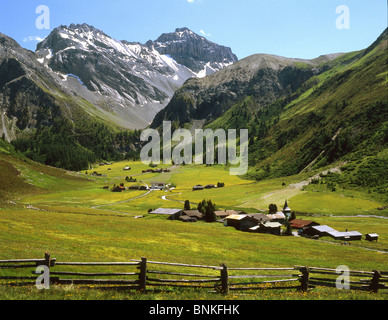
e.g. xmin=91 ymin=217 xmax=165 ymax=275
xmin=204 ymin=31 xmax=388 ymax=198
xmin=261 ymin=33 xmax=387 ymax=169
xmin=0 ymin=140 xmax=92 ymax=206
xmin=1 ymin=154 xmax=387 ymax=299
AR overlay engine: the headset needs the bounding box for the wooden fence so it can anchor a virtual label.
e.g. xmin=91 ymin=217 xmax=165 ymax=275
xmin=0 ymin=253 xmax=387 ymax=295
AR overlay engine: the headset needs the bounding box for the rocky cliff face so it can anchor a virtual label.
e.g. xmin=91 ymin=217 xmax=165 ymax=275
xmin=0 ymin=33 xmax=68 ymax=141
xmin=149 ymin=27 xmax=238 ymax=77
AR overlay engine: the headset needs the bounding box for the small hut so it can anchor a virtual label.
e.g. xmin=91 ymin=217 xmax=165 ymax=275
xmin=193 ymin=185 xmax=204 ymax=191
xmin=112 ymin=186 xmax=125 ymax=192
xmin=366 ymin=233 xmax=379 ymax=242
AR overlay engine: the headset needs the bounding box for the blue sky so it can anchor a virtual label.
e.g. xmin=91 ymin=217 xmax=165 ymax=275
xmin=0 ymin=0 xmax=386 ymax=59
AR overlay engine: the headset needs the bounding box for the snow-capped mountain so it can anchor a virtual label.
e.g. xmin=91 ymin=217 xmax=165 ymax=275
xmin=35 ymin=24 xmax=237 ymax=129
xmin=149 ymin=27 xmax=238 ymax=77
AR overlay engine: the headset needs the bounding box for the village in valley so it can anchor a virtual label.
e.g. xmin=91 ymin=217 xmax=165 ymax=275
xmin=94 ymin=162 xmax=380 ymax=245
xmin=148 ymin=200 xmax=377 ymax=243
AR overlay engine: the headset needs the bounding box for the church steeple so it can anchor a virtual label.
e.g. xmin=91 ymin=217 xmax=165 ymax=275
xmin=282 ymin=199 xmax=292 ymax=218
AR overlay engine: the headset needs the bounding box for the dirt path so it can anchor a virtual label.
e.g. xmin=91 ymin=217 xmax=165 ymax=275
xmin=314 ymin=238 xmax=387 ymax=254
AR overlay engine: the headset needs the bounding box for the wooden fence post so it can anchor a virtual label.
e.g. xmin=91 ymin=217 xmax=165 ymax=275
xmin=44 ymin=252 xmax=51 ymax=268
xmin=299 ymin=266 xmax=310 ymax=292
xmin=43 ymin=252 xmax=52 ymax=287
xmin=139 ymin=257 xmax=147 ymax=292
xmin=369 ymin=270 xmax=381 ymax=293
xmin=220 ymin=263 xmax=229 ymax=295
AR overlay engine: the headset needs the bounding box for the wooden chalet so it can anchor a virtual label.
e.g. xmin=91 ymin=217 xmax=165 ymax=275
xmin=214 ymin=211 xmax=231 ymax=219
xmin=290 ymin=219 xmax=319 ymax=230
xmin=182 ymin=210 xmax=203 ymax=220
xmin=249 ymin=222 xmax=282 ymax=235
xmin=266 ymin=212 xmax=286 ymax=224
xmin=215 ymin=210 xmax=245 ymax=219
xmin=248 ymin=213 xmax=271 ymax=224
xmin=225 ymin=215 xmax=258 ymax=231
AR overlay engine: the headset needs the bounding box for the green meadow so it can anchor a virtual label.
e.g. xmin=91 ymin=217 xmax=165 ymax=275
xmin=0 ymin=155 xmax=387 ymax=300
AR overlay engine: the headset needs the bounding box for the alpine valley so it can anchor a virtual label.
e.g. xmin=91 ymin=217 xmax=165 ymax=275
xmin=0 ymin=24 xmax=387 ymax=201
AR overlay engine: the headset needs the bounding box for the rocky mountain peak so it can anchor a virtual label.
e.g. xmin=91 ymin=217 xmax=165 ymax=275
xmin=150 ymin=27 xmax=238 ymax=76
xmin=175 ymin=27 xmax=191 ymax=33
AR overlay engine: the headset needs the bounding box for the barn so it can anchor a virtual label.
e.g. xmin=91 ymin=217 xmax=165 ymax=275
xmin=327 ymin=231 xmax=363 ymax=241
xmin=303 ymin=225 xmax=337 ymax=238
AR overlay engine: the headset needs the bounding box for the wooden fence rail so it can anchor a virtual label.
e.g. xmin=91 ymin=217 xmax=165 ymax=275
xmin=0 ymin=253 xmax=386 ymax=295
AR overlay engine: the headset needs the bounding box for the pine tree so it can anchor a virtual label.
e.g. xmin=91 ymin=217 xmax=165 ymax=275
xmin=269 ymin=204 xmax=278 ymax=214
xmin=184 ymin=200 xmax=191 ymax=211
xmin=198 ymin=199 xmax=217 ymax=223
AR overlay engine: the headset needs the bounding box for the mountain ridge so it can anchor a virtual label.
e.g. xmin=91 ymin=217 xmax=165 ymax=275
xmin=0 ymin=24 xmax=239 ymax=170
xmin=150 ymin=51 xmax=344 ymax=129
xmin=34 ymin=24 xmax=238 ymax=129
xmin=149 ymin=27 xmax=238 ymax=75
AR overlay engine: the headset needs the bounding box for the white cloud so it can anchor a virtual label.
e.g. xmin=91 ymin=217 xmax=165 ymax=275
xmin=22 ymin=36 xmax=45 ymax=43
xmin=200 ymin=30 xmax=211 ymax=37
xmin=187 ymin=0 xmax=195 ymax=2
